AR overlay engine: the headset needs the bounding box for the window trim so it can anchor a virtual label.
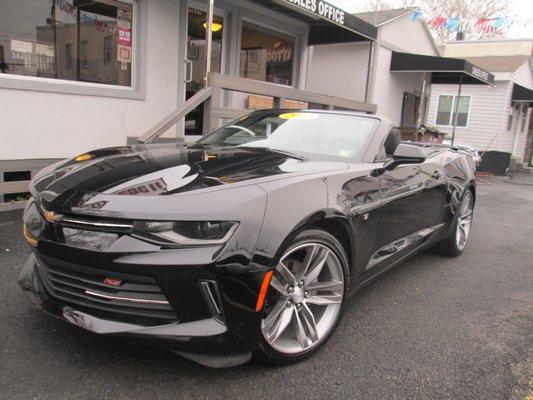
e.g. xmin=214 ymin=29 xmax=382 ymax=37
xmin=0 ymin=0 xmax=146 ymax=100
xmin=434 ymin=93 xmax=472 ymax=129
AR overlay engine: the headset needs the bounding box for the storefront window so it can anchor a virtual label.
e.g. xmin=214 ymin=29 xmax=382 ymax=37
xmin=240 ymin=21 xmax=295 ymax=86
xmin=0 ymin=0 xmax=134 ymax=87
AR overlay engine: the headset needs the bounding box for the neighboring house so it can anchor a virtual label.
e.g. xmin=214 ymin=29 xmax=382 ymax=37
xmin=427 ymin=39 xmax=533 ymax=172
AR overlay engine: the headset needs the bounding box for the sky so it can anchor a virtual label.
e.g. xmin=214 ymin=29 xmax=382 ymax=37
xmin=329 ymin=0 xmax=533 ymax=38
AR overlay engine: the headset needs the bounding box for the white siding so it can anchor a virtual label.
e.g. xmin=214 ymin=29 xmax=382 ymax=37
xmin=306 ymin=42 xmax=370 ymax=102
xmin=379 ymin=16 xmax=438 ymax=56
xmin=426 ymin=82 xmax=512 ymax=152
xmin=512 ymin=61 xmax=533 ymax=89
xmin=371 ymin=46 xmax=424 ymax=126
xmin=0 ymin=0 xmax=180 ymax=160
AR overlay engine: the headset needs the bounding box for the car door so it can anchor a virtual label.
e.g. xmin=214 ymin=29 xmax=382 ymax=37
xmin=368 ymin=134 xmax=448 ymax=272
xmin=337 ymin=167 xmax=382 ymax=280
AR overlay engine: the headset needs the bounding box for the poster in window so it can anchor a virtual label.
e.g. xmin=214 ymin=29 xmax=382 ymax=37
xmin=117 ymin=9 xmax=132 ymax=63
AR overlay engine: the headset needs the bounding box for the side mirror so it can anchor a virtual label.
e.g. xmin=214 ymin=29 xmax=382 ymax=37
xmin=384 ymin=143 xmax=426 ymax=171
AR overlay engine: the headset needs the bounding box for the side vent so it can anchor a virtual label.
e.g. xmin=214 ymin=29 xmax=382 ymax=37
xmin=198 ymin=280 xmax=225 ymax=323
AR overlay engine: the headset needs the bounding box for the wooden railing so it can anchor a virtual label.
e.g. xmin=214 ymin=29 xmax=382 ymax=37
xmin=139 ymin=72 xmax=377 ymax=143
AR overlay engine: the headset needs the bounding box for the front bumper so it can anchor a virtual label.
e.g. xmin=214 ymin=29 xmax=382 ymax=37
xmin=18 ymin=251 xmax=264 ymax=367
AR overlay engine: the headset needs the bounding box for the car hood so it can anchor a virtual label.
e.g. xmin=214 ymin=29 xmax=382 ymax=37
xmin=32 ymin=144 xmax=347 ymax=213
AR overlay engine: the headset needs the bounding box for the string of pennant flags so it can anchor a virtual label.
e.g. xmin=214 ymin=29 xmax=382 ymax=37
xmin=411 ymin=9 xmax=533 ymax=33
xmin=54 ymin=0 xmax=118 ymax=34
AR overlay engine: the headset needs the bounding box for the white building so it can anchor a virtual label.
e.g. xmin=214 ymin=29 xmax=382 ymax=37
xmin=307 ymin=8 xmax=441 ymax=127
xmin=428 ymin=39 xmax=533 ymax=172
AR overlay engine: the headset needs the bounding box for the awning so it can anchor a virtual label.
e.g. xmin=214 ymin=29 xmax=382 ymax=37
xmin=512 ymin=83 xmax=533 ymax=105
xmin=390 ymin=51 xmax=495 ymax=85
xmin=249 ymin=0 xmax=377 ymax=44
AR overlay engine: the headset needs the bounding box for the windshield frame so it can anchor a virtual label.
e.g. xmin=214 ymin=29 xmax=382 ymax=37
xmin=194 ymin=110 xmax=382 ymax=163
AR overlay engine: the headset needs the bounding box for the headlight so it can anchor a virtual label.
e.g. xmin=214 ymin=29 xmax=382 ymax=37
xmin=132 ymin=221 xmax=239 ymax=247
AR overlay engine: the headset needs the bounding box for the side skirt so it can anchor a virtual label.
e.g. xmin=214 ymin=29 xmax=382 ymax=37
xmin=349 ymin=223 xmax=446 ymax=296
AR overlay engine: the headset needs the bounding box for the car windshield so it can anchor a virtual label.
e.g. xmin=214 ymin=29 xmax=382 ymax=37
xmin=194 ymin=111 xmax=380 ymax=162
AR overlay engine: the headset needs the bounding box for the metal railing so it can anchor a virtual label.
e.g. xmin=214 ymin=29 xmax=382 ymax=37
xmin=139 ymin=72 xmax=377 ymax=144
xmin=1 ymin=73 xmax=377 ymax=212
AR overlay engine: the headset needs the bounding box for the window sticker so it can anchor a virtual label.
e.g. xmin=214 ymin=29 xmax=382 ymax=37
xmin=279 ymin=112 xmax=319 ymax=120
xmin=337 ymin=150 xmax=351 ymax=158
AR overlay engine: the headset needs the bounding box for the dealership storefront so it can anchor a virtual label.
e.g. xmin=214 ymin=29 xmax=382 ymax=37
xmin=0 ymin=0 xmax=376 ymax=208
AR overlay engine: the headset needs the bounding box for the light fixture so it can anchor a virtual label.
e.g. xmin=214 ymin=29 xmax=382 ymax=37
xmin=203 ymin=22 xmax=222 ymax=32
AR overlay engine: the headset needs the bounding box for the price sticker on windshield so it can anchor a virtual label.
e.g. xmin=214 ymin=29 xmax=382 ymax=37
xmin=279 ymin=112 xmax=319 ymax=120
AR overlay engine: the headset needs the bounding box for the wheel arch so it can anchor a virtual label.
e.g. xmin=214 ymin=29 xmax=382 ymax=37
xmin=269 ymin=209 xmax=355 ymax=277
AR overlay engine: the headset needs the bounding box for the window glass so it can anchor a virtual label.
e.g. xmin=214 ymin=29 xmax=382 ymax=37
xmin=436 ymin=95 xmax=470 ymax=127
xmin=0 ymin=0 xmax=134 ymax=86
xmin=240 ymin=21 xmax=295 ymax=86
xmin=455 ymin=96 xmax=470 ymax=127
xmin=436 ymin=95 xmax=453 ymax=126
xmin=185 ymin=7 xmax=224 ymax=136
xmin=197 ymin=111 xmax=379 ymax=162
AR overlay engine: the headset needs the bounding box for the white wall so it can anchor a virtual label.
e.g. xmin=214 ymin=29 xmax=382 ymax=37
xmin=379 ymin=16 xmax=438 ymax=56
xmin=305 ymin=42 xmax=370 ymax=102
xmin=426 ymin=82 xmax=512 ymax=152
xmin=370 ymin=46 xmax=424 ymax=126
xmin=0 ymin=0 xmax=180 ymax=160
xmin=444 ymin=39 xmax=533 ymax=58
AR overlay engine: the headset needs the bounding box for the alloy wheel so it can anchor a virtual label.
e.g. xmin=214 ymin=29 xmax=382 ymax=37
xmin=456 ymin=193 xmax=473 ymax=251
xmin=260 ymin=242 xmax=344 ymax=355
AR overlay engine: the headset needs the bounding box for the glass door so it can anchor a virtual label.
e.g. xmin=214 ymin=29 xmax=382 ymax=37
xmin=184 ymin=5 xmax=224 ymax=136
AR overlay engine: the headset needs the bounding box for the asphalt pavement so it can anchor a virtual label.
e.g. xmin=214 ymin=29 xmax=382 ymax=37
xmin=1 ymin=174 xmax=532 ymax=400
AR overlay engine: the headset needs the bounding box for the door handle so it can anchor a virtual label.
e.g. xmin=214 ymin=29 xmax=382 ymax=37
xmin=184 ymin=59 xmax=193 ymax=83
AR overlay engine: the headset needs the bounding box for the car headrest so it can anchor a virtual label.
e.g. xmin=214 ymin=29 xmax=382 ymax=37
xmin=384 ymin=129 xmax=401 ymax=155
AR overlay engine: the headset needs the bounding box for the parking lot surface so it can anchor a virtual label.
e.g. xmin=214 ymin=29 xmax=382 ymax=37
xmin=1 ymin=174 xmax=532 ymax=400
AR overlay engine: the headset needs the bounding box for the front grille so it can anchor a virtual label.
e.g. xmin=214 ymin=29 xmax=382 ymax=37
xmin=36 ymin=258 xmax=178 ymax=326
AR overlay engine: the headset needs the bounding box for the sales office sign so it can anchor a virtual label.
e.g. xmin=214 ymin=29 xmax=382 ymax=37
xmin=284 ymin=0 xmax=346 ymax=25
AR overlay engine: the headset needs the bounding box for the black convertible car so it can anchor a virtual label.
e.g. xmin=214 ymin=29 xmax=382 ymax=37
xmin=19 ymin=110 xmax=476 ymax=367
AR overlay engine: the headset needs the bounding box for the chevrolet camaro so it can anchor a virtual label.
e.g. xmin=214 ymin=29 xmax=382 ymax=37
xmin=19 ymin=110 xmax=476 ymax=367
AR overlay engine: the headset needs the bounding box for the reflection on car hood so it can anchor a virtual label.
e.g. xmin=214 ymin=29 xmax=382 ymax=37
xmin=31 ymin=144 xmax=347 ymax=211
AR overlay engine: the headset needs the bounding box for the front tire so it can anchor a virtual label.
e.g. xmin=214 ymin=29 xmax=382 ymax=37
xmin=433 ymin=189 xmax=474 ymax=257
xmin=254 ymin=229 xmax=350 ymax=366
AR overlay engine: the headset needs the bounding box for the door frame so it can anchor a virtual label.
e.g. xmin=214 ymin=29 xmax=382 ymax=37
xmin=177 ymin=0 xmax=232 ymax=140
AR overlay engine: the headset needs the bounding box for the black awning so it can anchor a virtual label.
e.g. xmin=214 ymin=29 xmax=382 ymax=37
xmin=512 ymin=83 xmax=533 ymax=105
xmin=390 ymin=51 xmax=495 ymax=85
xmin=248 ymin=0 xmax=377 ymax=44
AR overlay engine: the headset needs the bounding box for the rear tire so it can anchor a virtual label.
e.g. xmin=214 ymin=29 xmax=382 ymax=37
xmin=254 ymin=229 xmax=350 ymax=366
xmin=433 ymin=189 xmax=474 ymax=257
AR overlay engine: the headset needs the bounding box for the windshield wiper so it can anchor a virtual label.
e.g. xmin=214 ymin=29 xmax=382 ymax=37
xmin=186 ymin=142 xmax=224 ymax=150
xmin=243 ymin=146 xmax=306 ymax=161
